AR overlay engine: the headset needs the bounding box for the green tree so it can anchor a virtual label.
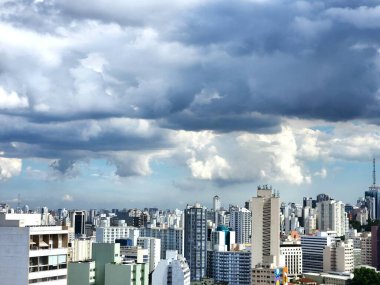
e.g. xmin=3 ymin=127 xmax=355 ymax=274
xmin=351 ymin=267 xmax=380 ymax=285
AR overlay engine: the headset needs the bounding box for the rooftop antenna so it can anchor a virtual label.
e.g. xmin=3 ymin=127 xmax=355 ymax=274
xmin=17 ymin=193 xmax=21 ymax=208
xmin=373 ymin=157 xmax=377 ymax=185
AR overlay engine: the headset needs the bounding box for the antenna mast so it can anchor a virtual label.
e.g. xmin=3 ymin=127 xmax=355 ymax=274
xmin=373 ymin=157 xmax=376 ymax=185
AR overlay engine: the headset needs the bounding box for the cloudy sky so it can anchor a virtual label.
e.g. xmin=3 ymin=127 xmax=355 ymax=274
xmin=1 ymin=0 xmax=380 ymax=210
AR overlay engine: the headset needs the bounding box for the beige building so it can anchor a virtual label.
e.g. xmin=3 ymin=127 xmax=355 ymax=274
xmin=70 ymin=238 xmax=92 ymax=262
xmin=360 ymin=232 xmax=372 ymax=266
xmin=323 ymin=239 xmax=354 ymax=273
xmin=252 ymin=259 xmax=286 ymax=285
xmin=250 ymin=185 xmax=281 ymax=268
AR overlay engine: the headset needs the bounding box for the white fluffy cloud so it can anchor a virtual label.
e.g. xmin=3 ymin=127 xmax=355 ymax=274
xmin=0 ymin=86 xmax=28 ymax=109
xmin=62 ymin=194 xmax=73 ymax=201
xmin=176 ymin=126 xmax=311 ymax=185
xmin=0 ymin=157 xmax=22 ymax=180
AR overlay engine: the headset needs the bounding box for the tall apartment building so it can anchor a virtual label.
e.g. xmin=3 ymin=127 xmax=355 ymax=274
xmin=280 ymin=242 xmax=302 ymax=277
xmin=317 ymin=199 xmax=348 ymax=236
xmin=0 ymin=213 xmax=69 ymax=284
xmin=301 ymin=232 xmax=333 ymax=273
xmin=136 ymin=237 xmax=161 ymax=273
xmin=250 ymin=185 xmax=281 ymax=268
xmin=140 ymin=226 xmax=184 ymax=259
xmin=213 ymin=196 xmax=221 ymax=225
xmin=229 ymin=207 xmax=251 ymax=244
xmin=184 ymin=203 xmax=207 ymax=281
xmin=360 ymin=232 xmax=372 ymax=266
xmin=152 ymin=250 xmax=191 ymax=285
xmin=213 ymin=195 xmax=221 ymax=211
xmin=372 ymin=225 xmax=380 ymax=270
xmin=207 ymin=249 xmax=251 ymax=285
xmin=70 ymin=211 xmax=86 ymax=237
xmin=323 ymin=239 xmax=354 ymax=273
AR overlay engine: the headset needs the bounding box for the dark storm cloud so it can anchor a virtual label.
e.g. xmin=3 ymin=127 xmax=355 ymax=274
xmin=1 ymin=0 xmax=380 ymax=176
xmin=163 ymin=0 xmax=380 ymax=123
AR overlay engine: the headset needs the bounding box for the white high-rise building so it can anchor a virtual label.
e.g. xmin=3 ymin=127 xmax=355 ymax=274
xmin=140 ymin=226 xmax=184 ymax=259
xmin=213 ymin=196 xmax=221 ymax=226
xmin=152 ymin=250 xmax=190 ymax=285
xmin=317 ymin=200 xmax=347 ymax=236
xmin=230 ymin=207 xmax=251 ymax=244
xmin=323 ymin=239 xmax=354 ymax=273
xmin=213 ymin=195 xmax=221 ymax=211
xmin=137 ymin=237 xmax=161 ymax=273
xmin=280 ymin=242 xmax=302 ymax=277
xmin=250 ymin=185 xmax=281 ymax=268
xmin=304 ymin=215 xmax=317 ymax=235
xmin=0 ymin=213 xmax=69 ymax=284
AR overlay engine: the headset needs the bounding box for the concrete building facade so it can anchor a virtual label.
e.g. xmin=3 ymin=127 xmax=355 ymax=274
xmin=140 ymin=226 xmax=184 ymax=259
xmin=207 ymin=250 xmax=251 ymax=285
xmin=152 ymin=250 xmax=191 ymax=285
xmin=280 ymin=243 xmax=302 ymax=277
xmin=184 ymin=203 xmax=207 ymax=281
xmin=250 ymin=185 xmax=281 ymax=268
xmin=301 ymin=232 xmax=333 ymax=273
xmin=317 ymin=200 xmax=347 ymax=237
xmin=323 ymin=239 xmax=354 ymax=273
xmin=229 ymin=207 xmax=251 ymax=244
xmin=0 ymin=213 xmax=69 ymax=285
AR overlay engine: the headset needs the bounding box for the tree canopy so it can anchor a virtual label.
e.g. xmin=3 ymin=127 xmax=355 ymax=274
xmin=351 ymin=267 xmax=380 ymax=285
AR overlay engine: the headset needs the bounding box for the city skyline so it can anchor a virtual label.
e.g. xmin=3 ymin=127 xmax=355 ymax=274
xmin=1 ymin=1 xmax=380 ymax=208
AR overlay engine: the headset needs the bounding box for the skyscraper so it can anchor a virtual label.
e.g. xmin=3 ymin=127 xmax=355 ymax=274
xmin=70 ymin=210 xmax=86 ymax=237
xmin=230 ymin=207 xmax=251 ymax=244
xmin=213 ymin=195 xmax=221 ymax=211
xmin=213 ymin=195 xmax=221 ymax=226
xmin=250 ymin=185 xmax=281 ymax=268
xmin=372 ymin=225 xmax=380 ymax=270
xmin=317 ymin=199 xmax=347 ymax=236
xmin=365 ymin=158 xmax=380 ymax=219
xmin=184 ymin=203 xmax=207 ymax=281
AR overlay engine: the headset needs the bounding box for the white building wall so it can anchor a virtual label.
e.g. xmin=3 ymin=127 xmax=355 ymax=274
xmin=137 ymin=237 xmax=161 ymax=273
xmin=96 ymin=227 xmax=139 ymax=243
xmin=317 ymin=200 xmax=346 ymax=236
xmin=230 ymin=207 xmax=251 ymax=244
xmin=0 ymin=227 xmax=29 ymax=285
xmin=280 ymin=245 xmax=302 ymax=277
xmin=152 ymin=261 xmax=168 ymax=285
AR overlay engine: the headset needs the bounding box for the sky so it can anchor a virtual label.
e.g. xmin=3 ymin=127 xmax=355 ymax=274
xmin=1 ymin=0 xmax=380 ymax=210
